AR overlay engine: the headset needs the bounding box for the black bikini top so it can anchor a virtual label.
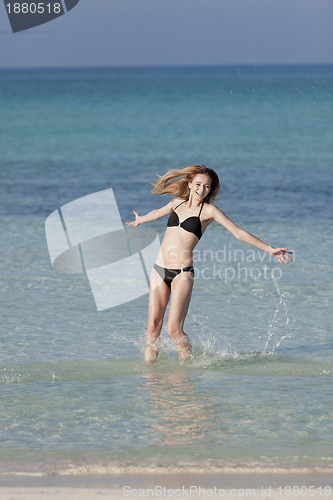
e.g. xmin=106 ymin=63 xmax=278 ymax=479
xmin=167 ymin=200 xmax=204 ymax=240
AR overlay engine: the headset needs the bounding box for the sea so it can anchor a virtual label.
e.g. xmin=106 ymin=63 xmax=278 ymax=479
xmin=0 ymin=65 xmax=332 ymax=477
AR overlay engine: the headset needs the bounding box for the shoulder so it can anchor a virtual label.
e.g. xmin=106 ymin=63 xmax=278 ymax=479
xmin=202 ymin=203 xmax=230 ymax=224
xmin=203 ymin=202 xmax=220 ymax=217
xmin=159 ymin=197 xmax=183 ymax=215
xmin=171 ymin=197 xmax=186 ymax=208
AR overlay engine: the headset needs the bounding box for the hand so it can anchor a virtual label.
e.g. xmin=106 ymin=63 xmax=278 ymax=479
xmin=269 ymin=247 xmax=292 ymax=264
xmin=126 ymin=210 xmax=141 ymax=227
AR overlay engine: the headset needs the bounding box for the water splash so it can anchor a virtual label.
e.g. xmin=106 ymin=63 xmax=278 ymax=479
xmin=263 ymin=275 xmax=291 ymax=354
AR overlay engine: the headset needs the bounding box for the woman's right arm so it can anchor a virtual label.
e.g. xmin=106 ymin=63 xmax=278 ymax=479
xmin=126 ymin=200 xmax=174 ymax=227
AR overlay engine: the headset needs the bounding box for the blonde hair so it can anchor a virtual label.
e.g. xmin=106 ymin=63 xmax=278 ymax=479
xmin=151 ymin=165 xmax=220 ymax=203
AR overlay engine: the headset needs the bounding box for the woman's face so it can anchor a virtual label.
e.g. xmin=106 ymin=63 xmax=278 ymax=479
xmin=188 ymin=174 xmax=212 ymax=202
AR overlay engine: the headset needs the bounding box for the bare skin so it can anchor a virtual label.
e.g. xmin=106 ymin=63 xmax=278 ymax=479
xmin=127 ymin=174 xmax=292 ymax=363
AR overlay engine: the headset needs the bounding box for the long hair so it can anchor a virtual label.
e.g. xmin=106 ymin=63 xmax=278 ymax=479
xmin=151 ymin=165 xmax=220 ymax=204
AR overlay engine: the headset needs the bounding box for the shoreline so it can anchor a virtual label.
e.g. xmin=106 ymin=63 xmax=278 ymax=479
xmin=1 ymin=463 xmax=332 ymax=478
xmin=1 ymin=467 xmax=332 ymax=486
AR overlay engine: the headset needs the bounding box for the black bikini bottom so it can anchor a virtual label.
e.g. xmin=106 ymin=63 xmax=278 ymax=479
xmin=153 ymin=263 xmax=194 ymax=288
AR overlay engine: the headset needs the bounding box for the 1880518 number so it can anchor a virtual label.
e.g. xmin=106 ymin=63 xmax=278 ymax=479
xmin=6 ymin=3 xmax=62 ymax=14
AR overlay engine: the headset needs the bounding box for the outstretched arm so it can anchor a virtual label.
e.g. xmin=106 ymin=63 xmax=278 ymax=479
xmin=209 ymin=205 xmax=292 ymax=264
xmin=126 ymin=200 xmax=174 ymax=227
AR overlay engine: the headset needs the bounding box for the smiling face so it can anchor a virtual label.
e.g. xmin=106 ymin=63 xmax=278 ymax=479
xmin=188 ymin=174 xmax=212 ymax=203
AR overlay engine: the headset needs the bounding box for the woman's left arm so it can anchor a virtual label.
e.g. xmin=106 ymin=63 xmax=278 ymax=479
xmin=209 ymin=205 xmax=292 ymax=264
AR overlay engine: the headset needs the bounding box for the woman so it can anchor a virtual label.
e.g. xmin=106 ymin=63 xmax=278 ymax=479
xmin=126 ymin=165 xmax=292 ymax=363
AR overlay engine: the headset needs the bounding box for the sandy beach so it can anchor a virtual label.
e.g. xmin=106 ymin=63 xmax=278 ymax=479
xmin=0 ymin=485 xmax=331 ymax=500
xmin=0 ymin=488 xmax=330 ymax=500
xmin=0 ymin=471 xmax=332 ymax=500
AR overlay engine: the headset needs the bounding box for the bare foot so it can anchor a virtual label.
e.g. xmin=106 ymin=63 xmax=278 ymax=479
xmin=175 ymin=335 xmax=193 ymax=361
xmin=144 ymin=340 xmax=160 ymax=363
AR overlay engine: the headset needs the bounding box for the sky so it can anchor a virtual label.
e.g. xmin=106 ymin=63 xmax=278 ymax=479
xmin=0 ymin=0 xmax=333 ymax=68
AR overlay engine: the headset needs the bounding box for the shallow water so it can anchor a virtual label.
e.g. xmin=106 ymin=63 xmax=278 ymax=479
xmin=0 ymin=65 xmax=332 ymax=474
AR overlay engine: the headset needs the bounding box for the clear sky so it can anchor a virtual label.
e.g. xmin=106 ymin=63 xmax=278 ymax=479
xmin=0 ymin=0 xmax=332 ymax=68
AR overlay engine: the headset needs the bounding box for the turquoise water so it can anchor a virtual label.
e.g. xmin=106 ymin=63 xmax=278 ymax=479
xmin=0 ymin=65 xmax=332 ymax=475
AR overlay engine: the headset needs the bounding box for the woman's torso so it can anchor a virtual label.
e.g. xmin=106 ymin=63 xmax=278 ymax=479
xmin=155 ymin=199 xmax=213 ymax=268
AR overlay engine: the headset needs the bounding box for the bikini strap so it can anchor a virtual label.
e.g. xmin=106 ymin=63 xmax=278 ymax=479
xmin=173 ymin=200 xmax=187 ymax=210
xmin=198 ymin=202 xmax=204 ymax=217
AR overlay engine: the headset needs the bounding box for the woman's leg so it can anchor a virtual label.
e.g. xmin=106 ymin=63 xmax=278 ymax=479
xmin=167 ymin=272 xmax=194 ymax=360
xmin=145 ymin=268 xmax=171 ymax=363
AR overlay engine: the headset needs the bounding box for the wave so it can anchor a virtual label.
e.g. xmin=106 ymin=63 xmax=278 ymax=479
xmin=1 ymin=352 xmax=332 ymax=385
xmin=1 ymin=460 xmax=332 ymax=478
